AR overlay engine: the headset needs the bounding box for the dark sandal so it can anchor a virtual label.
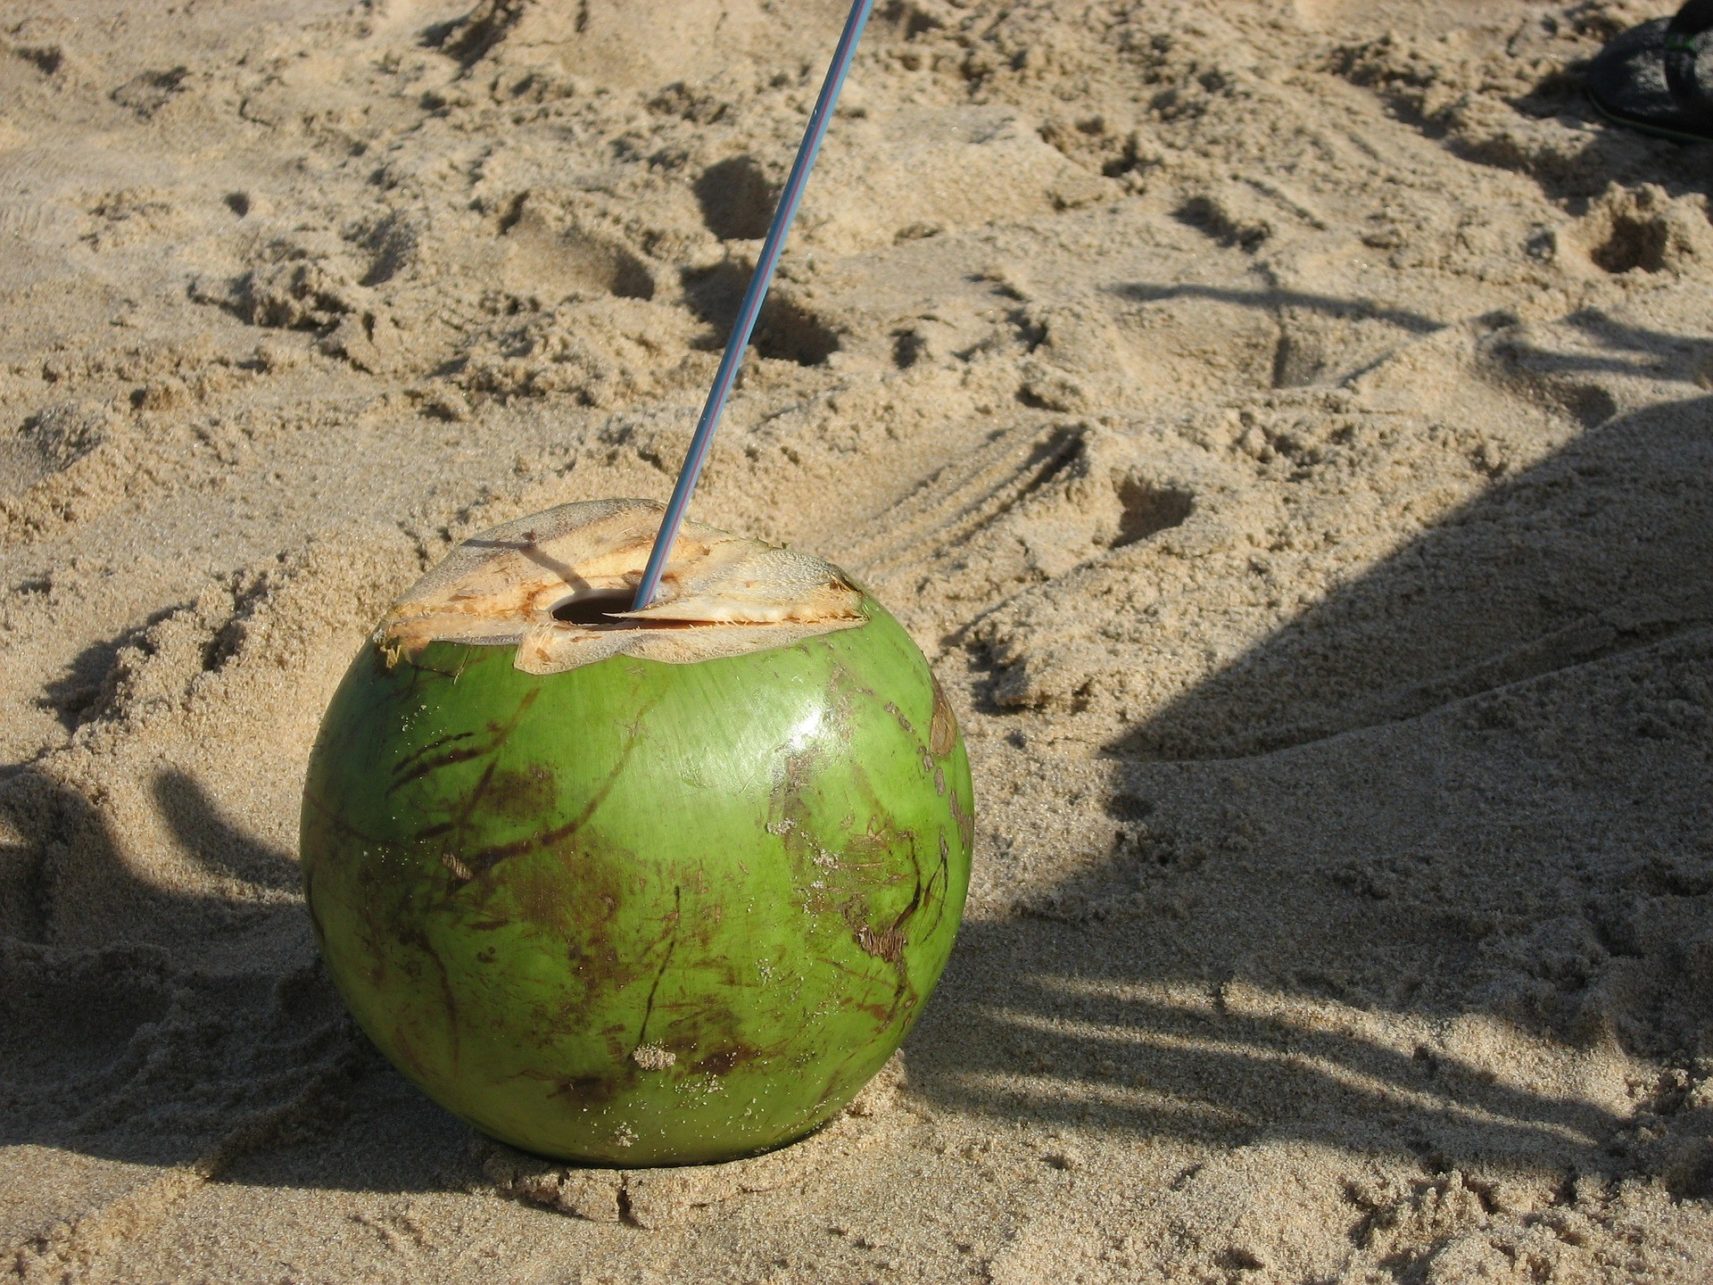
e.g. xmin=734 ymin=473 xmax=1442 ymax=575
xmin=1587 ymin=0 xmax=1713 ymax=142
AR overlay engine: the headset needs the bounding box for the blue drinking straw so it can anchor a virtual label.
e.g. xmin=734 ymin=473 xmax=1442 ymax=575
xmin=630 ymin=0 xmax=876 ymax=611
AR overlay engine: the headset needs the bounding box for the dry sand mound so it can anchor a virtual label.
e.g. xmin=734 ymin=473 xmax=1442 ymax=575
xmin=3 ymin=0 xmax=1712 ymax=1279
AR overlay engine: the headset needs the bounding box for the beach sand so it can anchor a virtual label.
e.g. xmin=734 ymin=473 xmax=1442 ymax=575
xmin=3 ymin=0 xmax=1713 ymax=1278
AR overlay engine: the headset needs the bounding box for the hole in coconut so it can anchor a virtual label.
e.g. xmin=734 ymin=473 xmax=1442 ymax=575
xmin=551 ymin=589 xmax=636 ymax=626
xmin=549 ymin=589 xmax=707 ymax=631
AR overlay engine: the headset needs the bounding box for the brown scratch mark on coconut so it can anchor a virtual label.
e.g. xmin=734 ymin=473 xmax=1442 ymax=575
xmin=844 ymin=858 xmax=921 ymax=968
xmin=694 ymin=1044 xmax=764 ymax=1076
xmin=486 ymin=763 xmax=558 ymax=821
xmin=448 ymin=758 xmax=500 ymax=842
xmin=910 ymin=834 xmax=952 ymax=945
xmin=635 ymin=885 xmax=682 ymax=1046
xmin=808 ymin=966 xmax=897 ymax=1034
xmin=394 ymin=918 xmax=462 ymax=1072
xmin=948 ymin=785 xmax=973 ymax=855
xmin=390 ymin=642 xmax=471 ymax=681
xmin=440 ymin=851 xmax=474 ymax=881
xmin=886 ymin=835 xmax=928 ymax=944
xmin=928 ymin=674 xmax=957 ymax=758
xmin=852 ymin=921 xmax=907 ymax=963
xmin=303 ymin=867 xmax=327 ymax=942
xmin=842 ymin=830 xmax=933 ymax=1020
xmin=353 ymin=868 xmax=394 ymax=985
xmin=460 ymin=704 xmax=655 ymax=876
xmin=390 ymin=729 xmax=479 ymax=781
xmin=388 ymin=745 xmax=487 ymax=792
xmin=509 ymin=860 xmax=581 ymax=937
xmin=828 ymin=659 xmax=880 ymax=705
xmin=516 ymin=1068 xmax=628 ymax=1108
xmin=392 ymin=687 xmax=541 ymax=796
xmin=767 ymin=742 xmax=828 ymax=876
xmin=404 ymin=689 xmax=547 ymax=851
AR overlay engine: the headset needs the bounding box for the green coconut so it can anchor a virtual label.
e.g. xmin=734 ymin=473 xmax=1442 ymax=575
xmin=300 ymin=499 xmax=973 ymax=1166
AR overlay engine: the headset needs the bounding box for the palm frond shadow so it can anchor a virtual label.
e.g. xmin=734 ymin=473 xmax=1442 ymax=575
xmin=908 ymin=389 xmax=1713 ymax=1180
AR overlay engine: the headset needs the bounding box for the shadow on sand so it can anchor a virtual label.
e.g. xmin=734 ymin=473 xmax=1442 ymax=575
xmin=0 ymin=769 xmax=468 ymax=1200
xmin=910 ymin=385 xmax=1713 ymax=1187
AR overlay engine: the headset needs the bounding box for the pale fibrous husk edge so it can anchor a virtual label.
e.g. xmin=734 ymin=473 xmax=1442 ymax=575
xmin=377 ymin=499 xmax=867 ymax=674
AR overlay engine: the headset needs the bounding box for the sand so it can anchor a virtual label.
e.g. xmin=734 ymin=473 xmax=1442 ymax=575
xmin=3 ymin=0 xmax=1712 ymax=1278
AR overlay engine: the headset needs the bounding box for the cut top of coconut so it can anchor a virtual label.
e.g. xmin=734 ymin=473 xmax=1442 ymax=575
xmin=378 ymin=499 xmax=867 ymax=674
